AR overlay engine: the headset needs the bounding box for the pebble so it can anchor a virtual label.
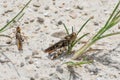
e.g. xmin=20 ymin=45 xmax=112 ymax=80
xmin=4 ymin=9 xmax=13 ymax=13
xmin=20 ymin=62 xmax=24 ymax=67
xmin=6 ymin=39 xmax=12 ymax=44
xmin=94 ymin=22 xmax=99 ymax=26
xmin=28 ymin=60 xmax=34 ymax=64
xmin=44 ymin=6 xmax=49 ymax=10
xmin=65 ymin=8 xmax=71 ymax=11
xmin=44 ymin=12 xmax=50 ymax=17
xmin=34 ymin=9 xmax=38 ymax=12
xmin=30 ymin=19 xmax=35 ymax=23
xmin=69 ymin=12 xmax=77 ymax=19
xmin=76 ymin=6 xmax=83 ymax=10
xmin=57 ymin=20 xmax=62 ymax=25
xmin=32 ymin=50 xmax=39 ymax=56
xmin=24 ymin=21 xmax=29 ymax=24
xmin=30 ymin=77 xmax=35 ymax=80
xmin=33 ymin=3 xmax=41 ymax=7
xmin=37 ymin=17 xmax=44 ymax=24
xmin=3 ymin=4 xmax=7 ymax=8
xmin=59 ymin=3 xmax=65 ymax=8
xmin=25 ymin=56 xmax=30 ymax=60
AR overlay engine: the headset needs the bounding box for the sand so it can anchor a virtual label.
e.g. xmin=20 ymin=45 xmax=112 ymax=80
xmin=0 ymin=0 xmax=120 ymax=80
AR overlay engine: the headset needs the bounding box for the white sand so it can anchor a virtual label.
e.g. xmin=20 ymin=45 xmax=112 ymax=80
xmin=0 ymin=0 xmax=120 ymax=80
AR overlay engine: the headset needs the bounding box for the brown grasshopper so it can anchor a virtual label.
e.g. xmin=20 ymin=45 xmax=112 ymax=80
xmin=16 ymin=27 xmax=24 ymax=51
xmin=44 ymin=32 xmax=77 ymax=59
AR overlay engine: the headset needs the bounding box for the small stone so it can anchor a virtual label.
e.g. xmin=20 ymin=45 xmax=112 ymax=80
xmin=37 ymin=17 xmax=44 ymax=24
xmin=34 ymin=9 xmax=38 ymax=12
xmin=6 ymin=48 xmax=9 ymax=51
xmin=20 ymin=62 xmax=24 ymax=67
xmin=76 ymin=6 xmax=83 ymax=10
xmin=84 ymin=13 xmax=88 ymax=16
xmin=33 ymin=3 xmax=40 ymax=7
xmin=69 ymin=12 xmax=77 ymax=19
xmin=32 ymin=50 xmax=39 ymax=56
xmin=44 ymin=6 xmax=49 ymax=10
xmin=94 ymin=22 xmax=99 ymax=26
xmin=3 ymin=4 xmax=7 ymax=8
xmin=6 ymin=39 xmax=12 ymax=44
xmin=30 ymin=77 xmax=35 ymax=80
xmin=53 ymin=2 xmax=55 ymax=5
xmin=28 ymin=60 xmax=34 ymax=64
xmin=44 ymin=13 xmax=50 ymax=17
xmin=59 ymin=3 xmax=65 ymax=8
xmin=25 ymin=56 xmax=30 ymax=60
xmin=5 ymin=9 xmax=13 ymax=13
xmin=54 ymin=11 xmax=58 ymax=14
xmin=65 ymin=8 xmax=71 ymax=11
xmin=57 ymin=21 xmax=62 ymax=25
xmin=24 ymin=21 xmax=29 ymax=24
xmin=30 ymin=19 xmax=35 ymax=23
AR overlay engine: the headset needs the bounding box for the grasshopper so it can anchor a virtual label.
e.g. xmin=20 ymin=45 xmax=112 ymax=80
xmin=44 ymin=32 xmax=77 ymax=59
xmin=16 ymin=27 xmax=24 ymax=51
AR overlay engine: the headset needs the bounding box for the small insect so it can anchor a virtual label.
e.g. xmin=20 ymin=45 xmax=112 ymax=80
xmin=44 ymin=32 xmax=77 ymax=59
xmin=16 ymin=27 xmax=24 ymax=51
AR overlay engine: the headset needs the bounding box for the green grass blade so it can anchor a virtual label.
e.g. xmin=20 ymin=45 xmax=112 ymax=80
xmin=64 ymin=61 xmax=92 ymax=67
xmin=72 ymin=26 xmax=74 ymax=33
xmin=77 ymin=17 xmax=92 ymax=35
xmin=92 ymin=1 xmax=120 ymax=40
xmin=2 ymin=13 xmax=25 ymax=32
xmin=112 ymin=11 xmax=120 ymax=21
xmin=0 ymin=0 xmax=32 ymax=32
xmin=99 ymin=32 xmax=120 ymax=39
xmin=72 ymin=33 xmax=89 ymax=46
xmin=63 ymin=23 xmax=69 ymax=35
xmin=16 ymin=13 xmax=25 ymax=22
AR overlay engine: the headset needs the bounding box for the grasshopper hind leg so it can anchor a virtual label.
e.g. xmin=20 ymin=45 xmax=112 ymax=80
xmin=49 ymin=47 xmax=67 ymax=60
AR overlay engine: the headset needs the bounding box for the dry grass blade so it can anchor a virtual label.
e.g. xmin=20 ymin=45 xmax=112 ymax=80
xmin=0 ymin=34 xmax=12 ymax=39
xmin=0 ymin=52 xmax=20 ymax=77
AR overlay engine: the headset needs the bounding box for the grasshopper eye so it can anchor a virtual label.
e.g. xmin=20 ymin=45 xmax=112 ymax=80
xmin=65 ymin=36 xmax=70 ymax=40
xmin=16 ymin=27 xmax=21 ymax=33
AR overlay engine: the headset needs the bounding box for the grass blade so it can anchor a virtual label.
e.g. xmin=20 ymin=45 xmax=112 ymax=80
xmin=65 ymin=60 xmax=92 ymax=67
xmin=72 ymin=33 xmax=89 ymax=46
xmin=92 ymin=1 xmax=120 ymax=40
xmin=1 ymin=52 xmax=20 ymax=77
xmin=77 ymin=17 xmax=93 ymax=35
xmin=63 ymin=23 xmax=69 ymax=35
xmin=99 ymin=32 xmax=120 ymax=39
xmin=72 ymin=26 xmax=74 ymax=33
xmin=0 ymin=34 xmax=12 ymax=39
xmin=0 ymin=0 xmax=32 ymax=32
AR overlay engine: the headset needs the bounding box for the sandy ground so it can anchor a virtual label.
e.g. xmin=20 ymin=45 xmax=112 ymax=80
xmin=0 ymin=0 xmax=120 ymax=80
